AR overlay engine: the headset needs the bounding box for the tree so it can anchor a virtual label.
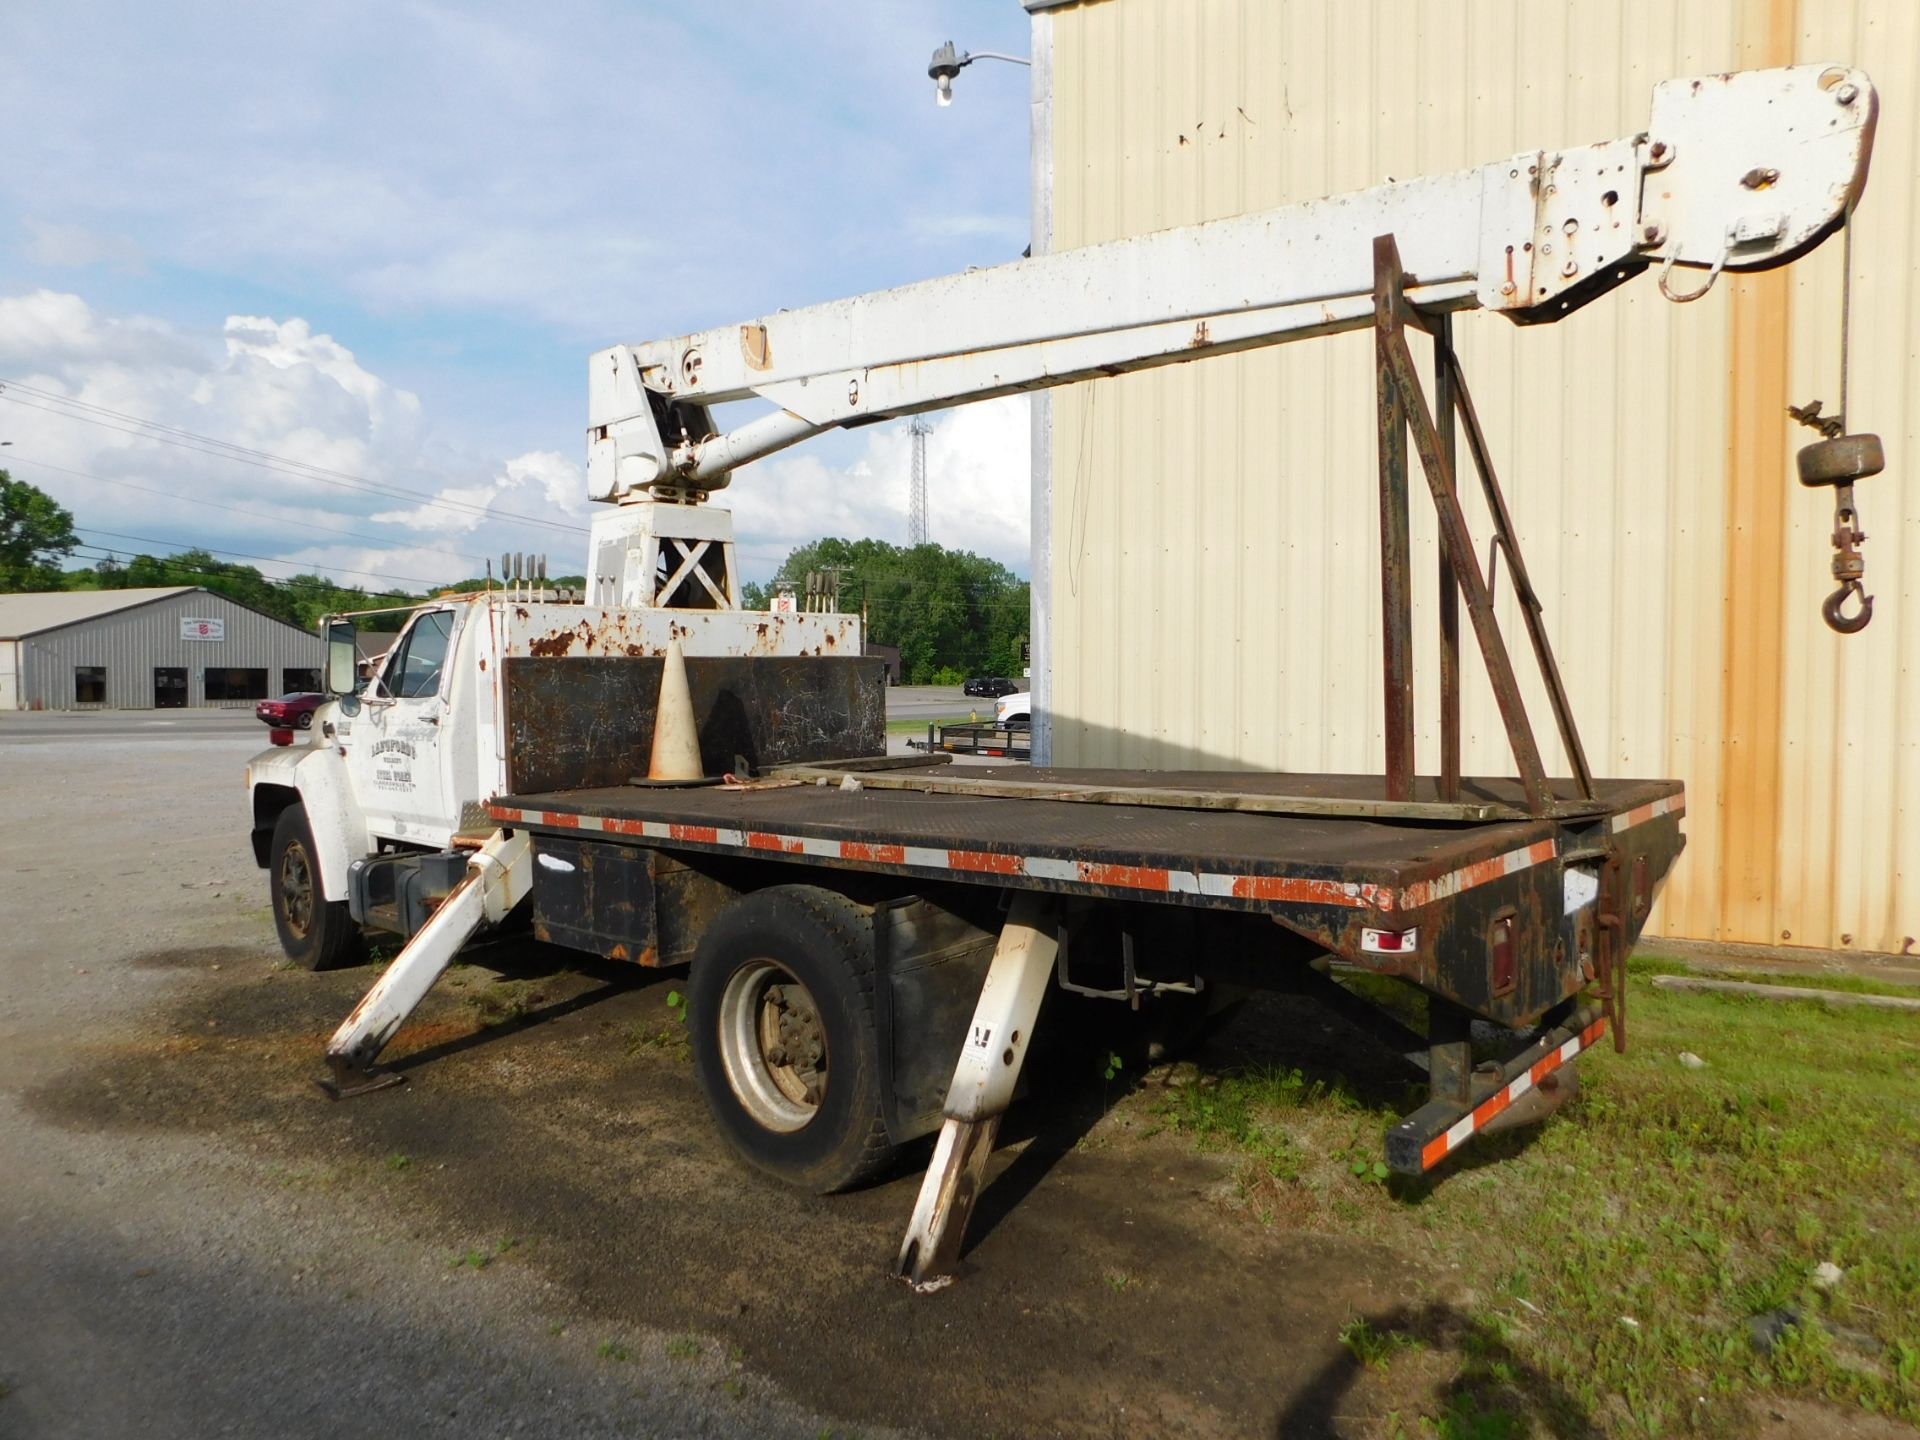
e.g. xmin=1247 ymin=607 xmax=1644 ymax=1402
xmin=768 ymin=537 xmax=1030 ymax=684
xmin=0 ymin=471 xmax=80 ymax=591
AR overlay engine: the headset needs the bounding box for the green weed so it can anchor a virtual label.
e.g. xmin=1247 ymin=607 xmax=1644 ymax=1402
xmin=1339 ymin=1316 xmax=1422 ymax=1370
xmin=1149 ymin=960 xmax=1920 ymax=1432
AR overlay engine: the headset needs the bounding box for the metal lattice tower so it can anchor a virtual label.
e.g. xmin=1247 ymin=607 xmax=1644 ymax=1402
xmin=907 ymin=416 xmax=932 ymax=546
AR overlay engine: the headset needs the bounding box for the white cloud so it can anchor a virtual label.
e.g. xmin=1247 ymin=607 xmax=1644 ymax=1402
xmin=0 ymin=290 xmax=540 ymax=589
xmin=371 ymin=449 xmax=585 ymax=536
xmin=905 ymin=213 xmax=1030 ymax=248
xmin=726 ymin=397 xmax=1031 ymax=575
xmin=0 ymin=289 xmax=1031 ymax=592
xmin=22 ymin=220 xmax=144 ymax=273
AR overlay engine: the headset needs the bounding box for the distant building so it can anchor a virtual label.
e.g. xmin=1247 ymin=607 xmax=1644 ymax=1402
xmin=0 ymin=586 xmax=325 ymax=711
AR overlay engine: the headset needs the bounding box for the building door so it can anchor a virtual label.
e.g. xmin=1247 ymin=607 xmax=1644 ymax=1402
xmin=154 ymin=667 xmax=187 ymax=708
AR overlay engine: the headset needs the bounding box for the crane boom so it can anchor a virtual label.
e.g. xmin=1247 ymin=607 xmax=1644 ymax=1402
xmin=581 ymin=63 xmax=1875 ymax=609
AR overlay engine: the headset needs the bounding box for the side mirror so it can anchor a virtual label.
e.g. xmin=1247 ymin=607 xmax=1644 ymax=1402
xmin=325 ymin=620 xmax=358 ymax=696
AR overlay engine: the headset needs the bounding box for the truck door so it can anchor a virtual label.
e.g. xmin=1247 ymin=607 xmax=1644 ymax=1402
xmin=350 ymin=606 xmax=461 ymax=847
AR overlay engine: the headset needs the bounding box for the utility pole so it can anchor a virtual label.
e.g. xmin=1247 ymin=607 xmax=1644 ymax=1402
xmin=908 ymin=416 xmax=932 ymax=547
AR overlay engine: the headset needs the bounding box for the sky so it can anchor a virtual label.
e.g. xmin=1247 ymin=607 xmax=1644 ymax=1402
xmin=0 ymin=2 xmax=1037 ymax=591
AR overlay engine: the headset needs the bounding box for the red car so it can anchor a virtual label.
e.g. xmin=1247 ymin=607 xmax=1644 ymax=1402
xmin=255 ymin=692 xmax=325 ymax=729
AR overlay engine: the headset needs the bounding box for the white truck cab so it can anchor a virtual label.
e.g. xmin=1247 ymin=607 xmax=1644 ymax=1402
xmin=246 ymin=592 xmax=859 ymax=968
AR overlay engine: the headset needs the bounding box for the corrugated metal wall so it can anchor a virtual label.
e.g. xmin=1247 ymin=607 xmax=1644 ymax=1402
xmin=1040 ymin=0 xmax=1917 ymax=954
xmin=18 ymin=590 xmax=324 ymax=710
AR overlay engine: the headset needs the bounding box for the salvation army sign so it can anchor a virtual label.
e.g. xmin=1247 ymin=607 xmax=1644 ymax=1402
xmin=181 ymin=617 xmax=226 ymax=642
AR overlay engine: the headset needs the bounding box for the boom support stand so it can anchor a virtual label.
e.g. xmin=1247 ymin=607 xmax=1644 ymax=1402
xmin=896 ymin=892 xmax=1060 ymax=1291
xmin=1371 ymin=234 xmax=1595 ymax=815
xmin=317 ymin=828 xmax=533 ymax=1099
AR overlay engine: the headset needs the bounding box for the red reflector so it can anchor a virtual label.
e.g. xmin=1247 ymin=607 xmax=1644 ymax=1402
xmin=1360 ymin=927 xmax=1417 ymax=954
xmin=1491 ymin=914 xmax=1516 ymax=995
xmin=269 ymin=727 xmax=295 ymax=747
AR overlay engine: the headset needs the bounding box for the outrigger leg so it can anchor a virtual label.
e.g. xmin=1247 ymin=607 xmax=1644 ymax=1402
xmin=317 ymin=827 xmax=532 ymax=1099
xmin=896 ymin=891 xmax=1060 ymax=1291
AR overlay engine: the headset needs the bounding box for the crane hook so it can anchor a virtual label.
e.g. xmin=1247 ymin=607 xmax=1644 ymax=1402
xmin=1790 ymin=419 xmax=1882 ymax=638
xmin=1823 ymin=579 xmax=1873 ymax=634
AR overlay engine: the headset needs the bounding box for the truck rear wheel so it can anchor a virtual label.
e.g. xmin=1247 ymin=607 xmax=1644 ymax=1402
xmin=269 ymin=803 xmax=359 ymax=971
xmin=688 ymin=886 xmax=895 ymax=1193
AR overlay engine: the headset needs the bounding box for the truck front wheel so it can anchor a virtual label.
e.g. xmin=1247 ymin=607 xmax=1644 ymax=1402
xmin=269 ymin=803 xmax=359 ymax=971
xmin=687 ymin=886 xmax=896 ymax=1193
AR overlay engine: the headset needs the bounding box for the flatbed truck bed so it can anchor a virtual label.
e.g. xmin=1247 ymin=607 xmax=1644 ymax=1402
xmin=469 ymin=759 xmax=1685 ymax=1281
xmin=491 ymin=765 xmax=1682 ymax=1024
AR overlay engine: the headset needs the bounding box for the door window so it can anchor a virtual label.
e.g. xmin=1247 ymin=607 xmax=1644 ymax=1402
xmin=382 ymin=610 xmax=456 ymax=699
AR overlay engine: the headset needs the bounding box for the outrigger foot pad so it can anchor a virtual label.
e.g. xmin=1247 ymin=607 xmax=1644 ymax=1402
xmin=315 ymin=1058 xmax=406 ymax=1101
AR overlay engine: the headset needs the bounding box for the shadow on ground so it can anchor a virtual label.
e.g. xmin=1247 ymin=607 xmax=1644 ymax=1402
xmin=30 ymin=941 xmax=1544 ymax=1438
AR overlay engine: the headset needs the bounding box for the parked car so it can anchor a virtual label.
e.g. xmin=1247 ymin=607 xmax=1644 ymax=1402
xmin=996 ymin=691 xmax=1031 ymax=726
xmin=255 ymin=692 xmax=325 ymax=729
xmin=964 ymin=676 xmax=1020 ymax=698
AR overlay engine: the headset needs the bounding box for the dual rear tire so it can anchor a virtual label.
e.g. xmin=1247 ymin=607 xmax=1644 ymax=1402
xmin=686 ymin=885 xmax=897 ymax=1194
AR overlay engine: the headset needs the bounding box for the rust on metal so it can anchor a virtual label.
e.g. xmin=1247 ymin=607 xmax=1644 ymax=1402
xmin=1373 ymin=234 xmax=1555 ymax=815
xmin=1373 ymin=236 xmax=1416 ymax=801
xmin=1444 ymin=329 xmax=1595 ymax=799
xmin=1434 ymin=312 xmax=1462 ymax=802
xmin=740 ymin=323 xmax=772 ymax=370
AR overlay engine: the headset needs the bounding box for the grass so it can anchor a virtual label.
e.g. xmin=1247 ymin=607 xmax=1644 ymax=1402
xmin=1633 ymin=953 xmax=1920 ymax=1001
xmin=449 ymin=1236 xmax=519 ymax=1271
xmin=666 ymin=1334 xmax=704 ymax=1360
xmin=1155 ymin=955 xmax=1920 ymax=1436
xmin=465 ymin=979 xmax=545 ymax=1027
xmin=1341 ymin=1316 xmax=1425 ymax=1371
xmin=884 ymin=714 xmax=972 ymax=735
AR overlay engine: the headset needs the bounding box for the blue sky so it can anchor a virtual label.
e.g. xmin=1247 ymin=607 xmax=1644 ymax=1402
xmin=0 ymin=2 xmax=1036 ymax=588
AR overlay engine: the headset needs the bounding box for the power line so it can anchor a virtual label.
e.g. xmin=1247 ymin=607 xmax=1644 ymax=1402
xmin=7 ymin=452 xmax=489 ymax=563
xmin=68 ymin=545 xmax=421 ymax=603
xmin=0 ymin=378 xmax=589 ymax=536
xmin=73 ymin=527 xmax=455 ymax=590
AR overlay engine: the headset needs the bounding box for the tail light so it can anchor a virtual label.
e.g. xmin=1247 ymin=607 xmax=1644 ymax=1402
xmin=1490 ymin=913 xmax=1516 ymax=995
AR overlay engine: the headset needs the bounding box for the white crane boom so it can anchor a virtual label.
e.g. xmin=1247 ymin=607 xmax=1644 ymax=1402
xmin=581 ymin=64 xmax=1874 ymax=609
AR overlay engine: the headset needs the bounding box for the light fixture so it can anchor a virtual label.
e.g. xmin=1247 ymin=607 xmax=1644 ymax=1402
xmin=927 ymin=38 xmax=1029 ymax=108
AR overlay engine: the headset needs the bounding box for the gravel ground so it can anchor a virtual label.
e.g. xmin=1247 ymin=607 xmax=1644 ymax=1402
xmin=0 ymin=714 xmax=1423 ymax=1440
xmin=0 ymin=723 xmax=898 ymax=1440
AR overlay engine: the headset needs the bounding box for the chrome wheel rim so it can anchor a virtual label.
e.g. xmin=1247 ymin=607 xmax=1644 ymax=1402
xmin=717 ymin=961 xmax=826 ymax=1133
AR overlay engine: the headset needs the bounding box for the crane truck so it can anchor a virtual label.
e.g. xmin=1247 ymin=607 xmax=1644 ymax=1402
xmin=244 ymin=64 xmax=1883 ymax=1288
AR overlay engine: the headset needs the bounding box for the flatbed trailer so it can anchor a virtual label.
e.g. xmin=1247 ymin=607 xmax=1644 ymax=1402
xmin=907 ymin=720 xmax=1032 ymax=760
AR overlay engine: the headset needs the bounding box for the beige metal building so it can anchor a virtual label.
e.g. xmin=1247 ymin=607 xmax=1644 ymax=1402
xmin=1024 ymin=0 xmax=1916 ymax=955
